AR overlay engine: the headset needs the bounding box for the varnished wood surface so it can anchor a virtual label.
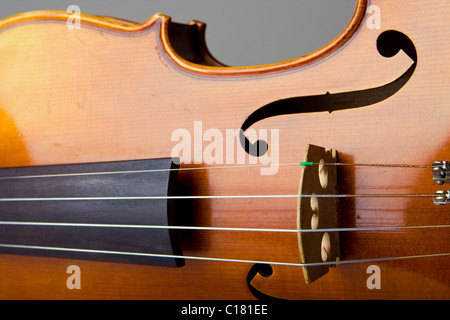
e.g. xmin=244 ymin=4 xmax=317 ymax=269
xmin=0 ymin=0 xmax=448 ymax=299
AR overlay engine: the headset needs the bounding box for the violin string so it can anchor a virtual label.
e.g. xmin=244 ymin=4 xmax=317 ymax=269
xmin=0 ymin=243 xmax=447 ymax=268
xmin=0 ymin=221 xmax=448 ymax=233
xmin=0 ymin=193 xmax=437 ymax=202
xmin=310 ymin=162 xmax=432 ymax=168
xmin=0 ymin=163 xmax=443 ymax=262
xmin=0 ymin=164 xmax=444 ymax=266
xmin=0 ymin=161 xmax=435 ymax=180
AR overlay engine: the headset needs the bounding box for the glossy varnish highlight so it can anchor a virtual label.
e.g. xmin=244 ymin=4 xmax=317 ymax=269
xmin=0 ymin=0 xmax=448 ymax=299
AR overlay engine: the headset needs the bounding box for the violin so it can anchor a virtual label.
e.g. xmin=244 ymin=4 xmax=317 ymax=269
xmin=0 ymin=0 xmax=448 ymax=300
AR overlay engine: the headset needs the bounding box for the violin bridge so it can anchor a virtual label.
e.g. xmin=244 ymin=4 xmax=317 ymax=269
xmin=297 ymin=144 xmax=340 ymax=284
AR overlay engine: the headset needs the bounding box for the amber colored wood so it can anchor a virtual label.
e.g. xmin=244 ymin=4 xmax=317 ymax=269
xmin=297 ymin=145 xmax=340 ymax=284
xmin=0 ymin=0 xmax=449 ymax=299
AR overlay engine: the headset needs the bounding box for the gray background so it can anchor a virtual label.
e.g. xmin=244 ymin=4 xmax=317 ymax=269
xmin=0 ymin=0 xmax=357 ymax=66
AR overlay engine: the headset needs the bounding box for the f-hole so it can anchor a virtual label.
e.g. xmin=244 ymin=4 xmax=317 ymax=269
xmin=240 ymin=30 xmax=417 ymax=157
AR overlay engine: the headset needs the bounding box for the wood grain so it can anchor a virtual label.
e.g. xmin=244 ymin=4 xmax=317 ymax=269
xmin=0 ymin=0 xmax=448 ymax=299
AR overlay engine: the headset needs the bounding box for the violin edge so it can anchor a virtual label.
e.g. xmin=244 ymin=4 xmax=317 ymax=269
xmin=0 ymin=9 xmax=164 ymax=32
xmin=160 ymin=0 xmax=369 ymax=76
xmin=0 ymin=0 xmax=368 ymax=76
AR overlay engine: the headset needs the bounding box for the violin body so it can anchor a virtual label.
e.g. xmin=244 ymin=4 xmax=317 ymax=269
xmin=0 ymin=0 xmax=448 ymax=299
